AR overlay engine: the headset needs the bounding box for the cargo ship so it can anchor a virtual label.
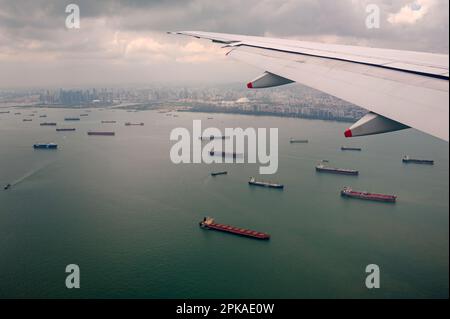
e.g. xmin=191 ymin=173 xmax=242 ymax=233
xmin=211 ymin=171 xmax=228 ymax=177
xmin=341 ymin=146 xmax=362 ymax=151
xmin=64 ymin=117 xmax=80 ymax=121
xmin=39 ymin=115 xmax=47 ymax=118
xmin=0 ymin=111 xmax=10 ymax=114
xmin=249 ymin=177 xmax=284 ymax=189
xmin=125 ymin=122 xmax=144 ymax=126
xmin=341 ymin=187 xmax=397 ymax=203
xmin=80 ymin=114 xmax=89 ymax=117
xmin=101 ymin=120 xmax=117 ymax=124
xmin=87 ymin=131 xmax=115 ymax=136
xmin=199 ymin=217 xmax=270 ymax=240
xmin=316 ymin=164 xmax=359 ymax=176
xmin=402 ymin=156 xmax=434 ymax=165
xmin=33 ymin=143 xmax=58 ymax=149
xmin=209 ymin=151 xmax=239 ymax=158
xmin=56 ymin=128 xmax=76 ymax=132
xmin=200 ymin=136 xmax=228 ymax=140
xmin=290 ymin=138 xmax=309 ymax=144
xmin=23 ymin=119 xmax=32 ymax=122
xmin=40 ymin=122 xmax=57 ymax=126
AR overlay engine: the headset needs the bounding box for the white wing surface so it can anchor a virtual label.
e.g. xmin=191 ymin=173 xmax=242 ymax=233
xmin=169 ymin=31 xmax=449 ymax=141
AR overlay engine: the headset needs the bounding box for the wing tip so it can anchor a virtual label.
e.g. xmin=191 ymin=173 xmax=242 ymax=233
xmin=344 ymin=129 xmax=353 ymax=138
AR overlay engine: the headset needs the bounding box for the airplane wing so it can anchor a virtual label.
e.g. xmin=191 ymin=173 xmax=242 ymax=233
xmin=169 ymin=31 xmax=449 ymax=141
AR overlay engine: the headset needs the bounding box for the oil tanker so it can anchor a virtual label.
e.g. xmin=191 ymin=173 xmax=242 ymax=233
xmin=56 ymin=128 xmax=76 ymax=132
xmin=211 ymin=171 xmax=228 ymax=177
xmin=87 ymin=131 xmax=115 ymax=136
xmin=249 ymin=177 xmax=284 ymax=189
xmin=402 ymin=156 xmax=434 ymax=165
xmin=341 ymin=187 xmax=397 ymax=203
xmin=341 ymin=146 xmax=362 ymax=151
xmin=316 ymin=164 xmax=359 ymax=176
xmin=199 ymin=217 xmax=270 ymax=240
xmin=290 ymin=138 xmax=308 ymax=144
xmin=33 ymin=143 xmax=58 ymax=149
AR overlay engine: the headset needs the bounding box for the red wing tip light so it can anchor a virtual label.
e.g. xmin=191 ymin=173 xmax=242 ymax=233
xmin=246 ymin=82 xmax=253 ymax=89
xmin=344 ymin=129 xmax=353 ymax=138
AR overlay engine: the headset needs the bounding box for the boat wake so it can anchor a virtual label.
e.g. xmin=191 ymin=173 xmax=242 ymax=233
xmin=9 ymin=160 xmax=56 ymax=188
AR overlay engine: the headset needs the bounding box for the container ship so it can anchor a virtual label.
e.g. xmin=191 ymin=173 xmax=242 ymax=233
xmin=316 ymin=164 xmax=359 ymax=176
xmin=402 ymin=156 xmax=434 ymax=165
xmin=341 ymin=146 xmax=362 ymax=151
xmin=87 ymin=131 xmax=115 ymax=136
xmin=40 ymin=122 xmax=57 ymax=126
xmin=125 ymin=122 xmax=144 ymax=126
xmin=341 ymin=187 xmax=397 ymax=203
xmin=33 ymin=143 xmax=58 ymax=149
xmin=200 ymin=217 xmax=270 ymax=240
xmin=56 ymin=128 xmax=76 ymax=132
xmin=211 ymin=171 xmax=228 ymax=177
xmin=249 ymin=177 xmax=284 ymax=189
xmin=290 ymin=138 xmax=309 ymax=144
xmin=64 ymin=117 xmax=80 ymax=121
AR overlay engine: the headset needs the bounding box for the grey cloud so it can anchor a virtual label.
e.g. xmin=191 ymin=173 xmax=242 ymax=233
xmin=1 ymin=0 xmax=448 ymax=50
xmin=0 ymin=0 xmax=448 ymax=87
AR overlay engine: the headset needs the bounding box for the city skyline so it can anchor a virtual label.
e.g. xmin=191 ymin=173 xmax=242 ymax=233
xmin=0 ymin=84 xmax=366 ymax=123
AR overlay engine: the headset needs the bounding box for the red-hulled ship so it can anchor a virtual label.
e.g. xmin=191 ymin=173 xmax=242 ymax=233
xmin=341 ymin=187 xmax=397 ymax=203
xmin=200 ymin=217 xmax=270 ymax=240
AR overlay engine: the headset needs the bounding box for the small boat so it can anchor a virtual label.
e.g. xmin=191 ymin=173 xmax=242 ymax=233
xmin=4 ymin=184 xmax=11 ymax=190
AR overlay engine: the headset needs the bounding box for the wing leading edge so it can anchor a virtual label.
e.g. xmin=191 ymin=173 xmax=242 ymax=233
xmin=169 ymin=31 xmax=449 ymax=141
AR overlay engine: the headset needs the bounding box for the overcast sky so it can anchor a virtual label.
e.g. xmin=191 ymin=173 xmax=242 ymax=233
xmin=0 ymin=0 xmax=448 ymax=88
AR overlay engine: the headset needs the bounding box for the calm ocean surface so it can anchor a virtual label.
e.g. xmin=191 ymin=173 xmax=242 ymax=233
xmin=0 ymin=107 xmax=448 ymax=298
